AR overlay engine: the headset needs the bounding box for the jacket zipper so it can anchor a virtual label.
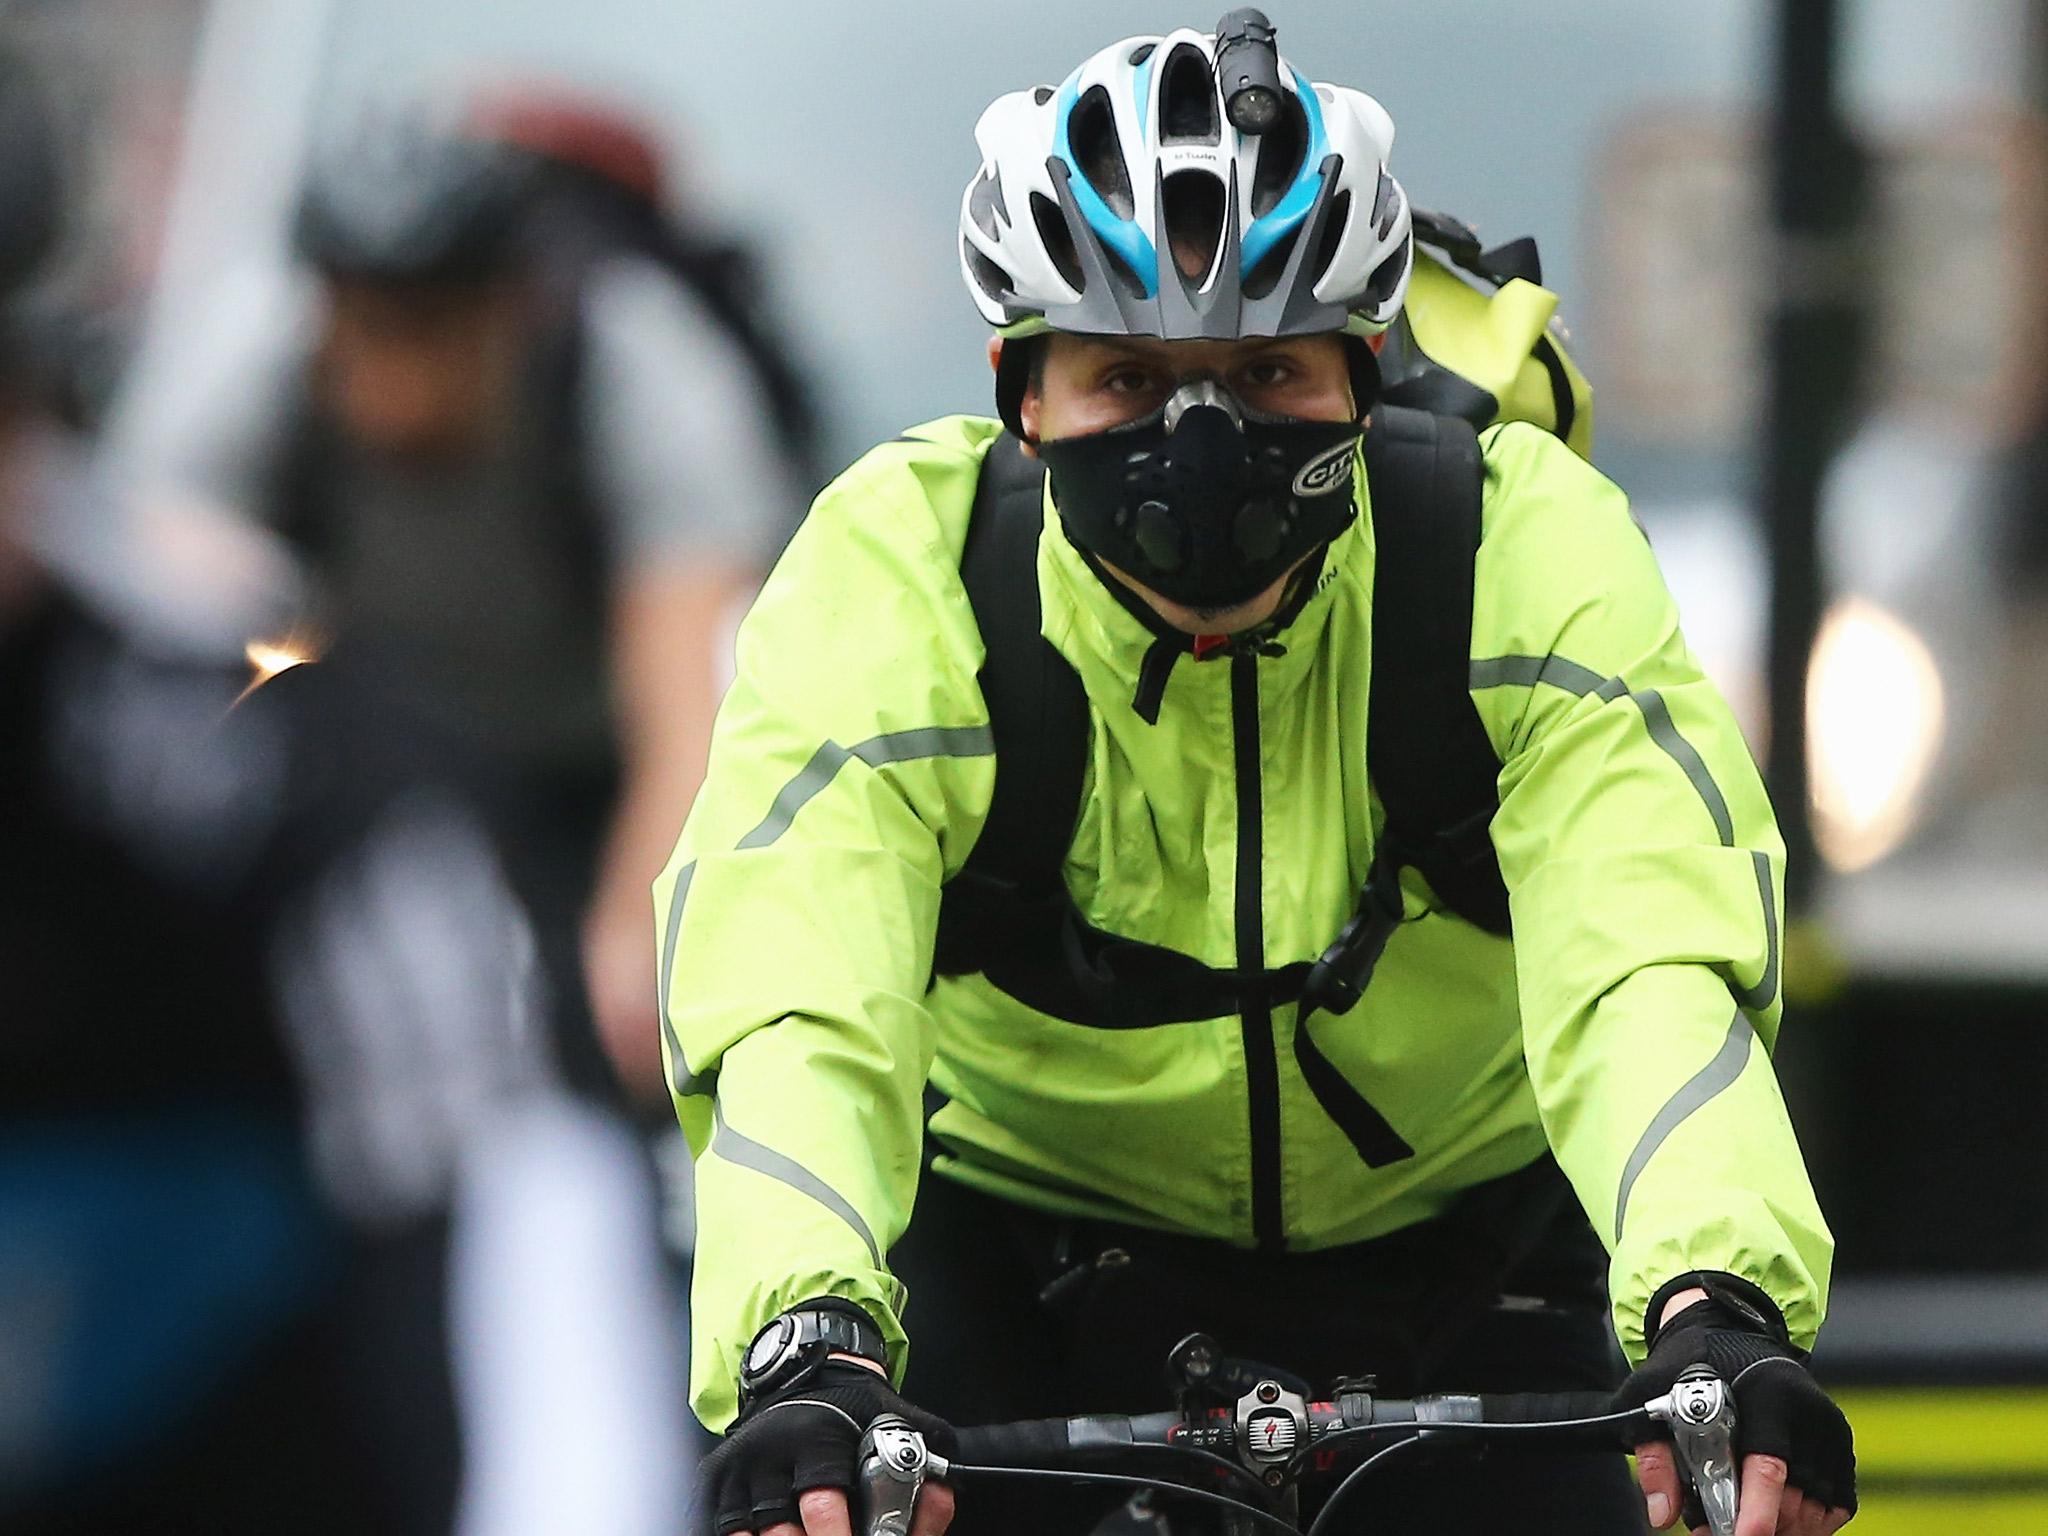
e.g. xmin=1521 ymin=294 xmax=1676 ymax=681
xmin=1231 ymin=652 xmax=1284 ymax=1251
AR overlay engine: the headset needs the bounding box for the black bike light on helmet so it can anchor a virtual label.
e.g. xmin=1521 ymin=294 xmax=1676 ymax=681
xmin=1038 ymin=378 xmax=1361 ymax=613
xmin=1214 ymin=9 xmax=1284 ymax=134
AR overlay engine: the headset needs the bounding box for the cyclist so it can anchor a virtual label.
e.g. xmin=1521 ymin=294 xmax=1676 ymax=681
xmin=115 ymin=114 xmax=804 ymax=1104
xmin=664 ymin=14 xmax=1855 ymax=1535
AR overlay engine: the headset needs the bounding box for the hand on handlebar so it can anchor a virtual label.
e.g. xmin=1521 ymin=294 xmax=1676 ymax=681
xmin=701 ymin=1360 xmax=958 ymax=1536
xmin=1617 ymin=1283 xmax=1855 ymax=1535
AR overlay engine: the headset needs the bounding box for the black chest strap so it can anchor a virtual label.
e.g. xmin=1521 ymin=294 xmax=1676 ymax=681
xmin=933 ymin=408 xmax=1508 ymax=1026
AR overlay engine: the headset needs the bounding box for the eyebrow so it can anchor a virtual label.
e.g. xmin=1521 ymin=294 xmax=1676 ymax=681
xmin=1071 ymin=336 xmax=1308 ymax=366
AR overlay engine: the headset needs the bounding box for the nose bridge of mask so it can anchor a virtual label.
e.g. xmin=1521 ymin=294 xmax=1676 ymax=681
xmin=1159 ymin=378 xmax=1252 ymax=499
xmin=1163 ymin=375 xmax=1244 ymax=434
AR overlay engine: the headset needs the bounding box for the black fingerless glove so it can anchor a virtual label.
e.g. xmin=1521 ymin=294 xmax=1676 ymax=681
xmin=1613 ymin=1273 xmax=1857 ymax=1516
xmin=701 ymin=1362 xmax=958 ymax=1536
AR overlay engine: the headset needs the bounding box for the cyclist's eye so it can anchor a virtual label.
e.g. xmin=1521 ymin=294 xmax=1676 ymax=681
xmin=1238 ymin=358 xmax=1295 ymax=390
xmin=1103 ymin=367 xmax=1158 ymax=395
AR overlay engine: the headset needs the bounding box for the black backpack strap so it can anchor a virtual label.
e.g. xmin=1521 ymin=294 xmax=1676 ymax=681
xmin=530 ymin=304 xmax=611 ymax=613
xmin=930 ymin=432 xmax=1090 ymax=977
xmin=928 ymin=417 xmax=1500 ymax=1170
xmin=935 ymin=415 xmax=1510 ymax=1006
xmin=1378 ymin=366 xmax=1498 ymax=435
xmin=650 ymin=225 xmax=829 ymax=498
xmin=1363 ymin=405 xmax=1511 ymax=935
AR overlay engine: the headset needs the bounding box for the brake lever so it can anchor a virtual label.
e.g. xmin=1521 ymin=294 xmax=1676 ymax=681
xmin=858 ymin=1416 xmax=947 ymax=1536
xmin=1647 ymin=1366 xmax=1740 ymax=1536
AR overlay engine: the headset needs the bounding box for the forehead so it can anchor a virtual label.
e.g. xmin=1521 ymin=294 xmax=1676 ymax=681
xmin=1047 ymin=332 xmax=1339 ymax=370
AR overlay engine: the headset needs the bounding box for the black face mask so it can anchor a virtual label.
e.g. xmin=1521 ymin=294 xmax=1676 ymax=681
xmin=1036 ymin=379 xmax=1362 ymax=613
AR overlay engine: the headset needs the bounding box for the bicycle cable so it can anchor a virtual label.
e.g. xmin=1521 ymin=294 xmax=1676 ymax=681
xmin=957 ymin=1435 xmax=1274 ymax=1504
xmin=1098 ymin=1439 xmax=1280 ymax=1503
xmin=947 ymin=1404 xmax=1655 ymax=1536
xmin=1301 ymin=1437 xmax=1428 ymax=1536
xmin=944 ymin=1464 xmax=1302 ymax=1536
xmin=1285 ymin=1405 xmax=1650 ymax=1480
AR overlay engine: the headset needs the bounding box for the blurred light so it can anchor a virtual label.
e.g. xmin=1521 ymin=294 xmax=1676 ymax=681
xmin=234 ymin=636 xmax=315 ymax=707
xmin=245 ymin=638 xmax=310 ymax=681
xmin=1807 ymin=598 xmax=1945 ymax=873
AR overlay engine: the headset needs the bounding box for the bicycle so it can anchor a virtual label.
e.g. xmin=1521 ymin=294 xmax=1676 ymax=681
xmin=851 ymin=1333 xmax=1741 ymax=1536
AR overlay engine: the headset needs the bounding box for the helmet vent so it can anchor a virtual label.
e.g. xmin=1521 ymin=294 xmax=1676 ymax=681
xmin=966 ymin=166 xmax=1007 ymax=239
xmin=1030 ymin=191 xmax=1085 ymax=293
xmin=1370 ymin=171 xmax=1402 ymax=239
xmin=1161 ymin=170 xmax=1226 ymax=283
xmin=1033 ymin=85 xmax=1055 ymax=106
xmin=1248 ymin=97 xmax=1309 ymax=218
xmin=1128 ymin=42 xmax=1156 ymax=66
xmin=1100 ymin=245 xmax=1149 ymax=299
xmin=1362 ymin=232 xmax=1408 ymax=311
xmin=1311 ymin=189 xmax=1351 ymax=287
xmin=1069 ymin=85 xmax=1134 ymax=220
xmin=963 ymin=235 xmax=1015 ymax=301
xmin=1242 ymin=227 xmax=1298 ymax=300
xmin=1159 ymin=44 xmax=1219 ymax=145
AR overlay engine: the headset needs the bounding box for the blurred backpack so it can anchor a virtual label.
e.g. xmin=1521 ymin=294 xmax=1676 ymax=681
xmin=474 ymin=92 xmax=831 ymax=499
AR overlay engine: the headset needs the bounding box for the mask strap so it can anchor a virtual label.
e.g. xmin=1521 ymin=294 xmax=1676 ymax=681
xmin=994 ymin=336 xmax=1042 ymax=440
xmin=1343 ymin=334 xmax=1382 ymax=420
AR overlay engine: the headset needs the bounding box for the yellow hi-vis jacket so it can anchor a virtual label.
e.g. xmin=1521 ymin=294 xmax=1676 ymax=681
xmin=658 ymin=414 xmax=1830 ymax=1432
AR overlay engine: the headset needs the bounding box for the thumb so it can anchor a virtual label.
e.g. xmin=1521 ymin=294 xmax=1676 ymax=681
xmin=1634 ymin=1440 xmax=1683 ymax=1530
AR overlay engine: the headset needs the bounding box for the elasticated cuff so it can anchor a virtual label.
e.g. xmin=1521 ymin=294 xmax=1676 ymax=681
xmin=1643 ymin=1269 xmax=1795 ymax=1353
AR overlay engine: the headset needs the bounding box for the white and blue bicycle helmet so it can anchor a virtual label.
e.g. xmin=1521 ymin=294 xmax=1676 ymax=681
xmin=959 ymin=16 xmax=1413 ymax=349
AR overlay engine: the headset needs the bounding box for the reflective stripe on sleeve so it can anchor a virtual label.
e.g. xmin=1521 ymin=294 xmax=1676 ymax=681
xmin=1612 ymin=1010 xmax=1756 ymax=1242
xmin=710 ymin=1100 xmax=883 ymax=1268
xmin=737 ymin=725 xmax=995 ymax=850
xmin=1471 ymin=653 xmax=1779 ymax=1014
xmin=659 ymin=724 xmax=996 ymax=1096
xmin=1721 ymin=850 xmax=1780 ymax=1015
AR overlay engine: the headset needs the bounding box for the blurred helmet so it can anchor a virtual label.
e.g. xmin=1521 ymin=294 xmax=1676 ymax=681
xmin=293 ymin=119 xmax=536 ymax=284
xmin=0 ymin=44 xmax=63 ymax=304
xmin=958 ymin=21 xmax=1412 ymax=345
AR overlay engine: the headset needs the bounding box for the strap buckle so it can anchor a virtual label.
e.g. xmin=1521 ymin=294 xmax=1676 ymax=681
xmin=1301 ymin=856 xmax=1405 ymax=1017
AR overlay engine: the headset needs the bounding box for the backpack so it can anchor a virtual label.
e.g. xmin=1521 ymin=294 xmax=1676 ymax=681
xmin=524 ymin=166 xmax=831 ymax=503
xmin=1383 ymin=208 xmax=1594 ymax=459
xmin=931 ymin=406 xmax=1502 ymax=1048
xmin=930 ymin=213 xmax=1590 ymax=1038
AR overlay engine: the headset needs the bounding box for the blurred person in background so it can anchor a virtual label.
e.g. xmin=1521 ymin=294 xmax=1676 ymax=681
xmin=2 ymin=47 xmax=686 ymax=1534
xmin=116 ymin=108 xmax=808 ymax=1107
xmin=471 ymin=84 xmax=830 ymax=504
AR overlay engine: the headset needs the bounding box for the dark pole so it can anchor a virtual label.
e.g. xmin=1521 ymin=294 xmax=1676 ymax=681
xmin=1760 ymin=0 xmax=1871 ymax=912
